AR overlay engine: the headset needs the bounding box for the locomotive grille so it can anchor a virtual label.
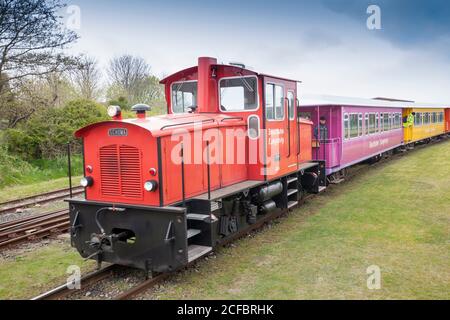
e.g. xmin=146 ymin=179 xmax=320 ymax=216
xmin=99 ymin=144 xmax=143 ymax=199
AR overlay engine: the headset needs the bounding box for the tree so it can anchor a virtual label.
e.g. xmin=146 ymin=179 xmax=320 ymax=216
xmin=107 ymin=55 xmax=152 ymax=105
xmin=0 ymin=0 xmax=79 ymax=93
xmin=70 ymin=56 xmax=102 ymax=100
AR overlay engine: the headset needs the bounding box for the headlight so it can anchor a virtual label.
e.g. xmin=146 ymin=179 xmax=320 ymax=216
xmin=107 ymin=105 xmax=121 ymax=118
xmin=80 ymin=176 xmax=94 ymax=187
xmin=144 ymin=180 xmax=158 ymax=192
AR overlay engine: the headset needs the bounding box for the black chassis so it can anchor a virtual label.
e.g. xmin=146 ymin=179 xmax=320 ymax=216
xmin=67 ymin=199 xmax=188 ymax=273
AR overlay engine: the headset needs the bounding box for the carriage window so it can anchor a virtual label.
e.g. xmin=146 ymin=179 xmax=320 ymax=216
xmin=423 ymin=112 xmax=430 ymax=125
xmin=220 ymin=76 xmax=258 ymax=111
xmin=369 ymin=113 xmax=376 ymax=134
xmin=358 ymin=113 xmax=363 ymax=136
xmin=350 ymin=114 xmax=359 ymax=138
xmin=383 ymin=113 xmax=390 ymax=131
xmin=265 ymin=84 xmax=284 ymax=120
xmin=171 ymin=81 xmax=197 ymax=113
xmin=344 ymin=113 xmax=350 ymax=139
xmin=439 ymin=112 xmax=444 ymax=123
xmin=287 ymin=91 xmax=295 ymax=120
xmin=414 ymin=112 xmax=422 ymax=126
xmin=376 ymin=113 xmax=380 ymax=132
xmin=365 ymin=114 xmax=369 ymax=135
xmin=396 ymin=113 xmax=402 ymax=128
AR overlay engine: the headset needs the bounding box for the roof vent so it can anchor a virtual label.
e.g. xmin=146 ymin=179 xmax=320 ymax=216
xmin=131 ymin=104 xmax=151 ymax=119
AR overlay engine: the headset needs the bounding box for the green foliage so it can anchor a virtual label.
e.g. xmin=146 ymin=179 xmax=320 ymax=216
xmin=0 ymin=141 xmax=83 ymax=188
xmin=108 ymin=96 xmax=130 ymax=110
xmin=4 ymin=99 xmax=108 ymax=160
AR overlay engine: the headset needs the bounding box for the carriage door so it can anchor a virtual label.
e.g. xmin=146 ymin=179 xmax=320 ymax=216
xmin=264 ymin=78 xmax=297 ymax=179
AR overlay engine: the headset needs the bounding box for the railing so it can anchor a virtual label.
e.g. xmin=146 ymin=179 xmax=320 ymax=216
xmin=313 ymin=138 xmax=341 ymax=168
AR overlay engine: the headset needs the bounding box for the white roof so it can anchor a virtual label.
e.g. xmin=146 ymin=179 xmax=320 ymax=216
xmin=299 ymin=94 xmax=449 ymax=109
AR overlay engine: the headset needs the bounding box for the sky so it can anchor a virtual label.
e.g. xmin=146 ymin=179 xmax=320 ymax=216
xmin=63 ymin=0 xmax=450 ymax=103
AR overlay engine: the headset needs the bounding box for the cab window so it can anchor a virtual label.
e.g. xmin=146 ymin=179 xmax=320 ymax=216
xmin=219 ymin=76 xmax=258 ymax=112
xmin=265 ymin=84 xmax=284 ymax=120
xmin=171 ymin=81 xmax=197 ymax=113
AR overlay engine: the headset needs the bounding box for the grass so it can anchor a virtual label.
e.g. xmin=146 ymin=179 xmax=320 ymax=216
xmin=0 ymin=175 xmax=83 ymax=203
xmin=0 ymin=140 xmax=448 ymax=300
xmin=152 ymin=140 xmax=450 ymax=300
xmin=0 ymin=154 xmax=83 ymax=188
xmin=0 ymin=152 xmax=83 ymax=202
xmin=0 ymin=241 xmax=95 ymax=300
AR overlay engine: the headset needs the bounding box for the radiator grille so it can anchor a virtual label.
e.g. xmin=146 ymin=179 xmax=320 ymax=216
xmin=99 ymin=144 xmax=143 ymax=199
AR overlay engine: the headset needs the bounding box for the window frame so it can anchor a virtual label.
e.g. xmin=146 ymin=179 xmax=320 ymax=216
xmin=218 ymin=75 xmax=259 ymax=113
xmin=349 ymin=113 xmax=359 ymax=139
xmin=343 ymin=113 xmax=350 ymax=140
xmin=365 ymin=113 xmax=369 ymax=135
xmin=247 ymin=115 xmax=260 ymax=140
xmin=287 ymin=91 xmax=295 ymax=120
xmin=170 ymin=80 xmax=198 ymax=114
xmin=265 ymin=82 xmax=285 ymax=122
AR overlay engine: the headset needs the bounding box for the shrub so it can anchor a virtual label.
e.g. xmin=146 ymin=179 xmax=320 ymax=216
xmin=4 ymin=99 xmax=108 ymax=160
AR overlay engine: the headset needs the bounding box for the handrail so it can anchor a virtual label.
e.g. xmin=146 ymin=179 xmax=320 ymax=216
xmin=160 ymin=118 xmax=215 ymax=130
xmin=220 ymin=116 xmax=243 ymax=122
xmin=285 ymin=97 xmax=291 ymax=157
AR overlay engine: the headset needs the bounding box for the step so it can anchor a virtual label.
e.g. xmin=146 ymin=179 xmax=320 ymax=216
xmin=287 ymin=189 xmax=298 ymax=196
xmin=318 ymin=186 xmax=326 ymax=193
xmin=188 ymin=244 xmax=212 ymax=263
xmin=187 ymin=213 xmax=210 ymax=222
xmin=187 ymin=228 xmax=201 ymax=239
xmin=287 ymin=177 xmax=298 ymax=184
xmin=287 ymin=201 xmax=298 ymax=209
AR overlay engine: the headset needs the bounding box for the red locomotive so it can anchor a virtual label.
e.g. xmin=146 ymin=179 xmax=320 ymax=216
xmin=69 ymin=57 xmax=326 ymax=272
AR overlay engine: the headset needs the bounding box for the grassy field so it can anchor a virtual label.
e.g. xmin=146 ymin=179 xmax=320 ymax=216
xmin=0 ymin=175 xmax=83 ymax=203
xmin=0 ymin=140 xmax=448 ymax=300
xmin=150 ymin=140 xmax=450 ymax=300
xmin=0 ymin=240 xmax=95 ymax=299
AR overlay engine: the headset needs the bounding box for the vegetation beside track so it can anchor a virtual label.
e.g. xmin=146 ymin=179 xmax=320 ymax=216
xmin=0 ymin=174 xmax=82 ymax=203
xmin=148 ymin=140 xmax=450 ymax=300
xmin=0 ymin=240 xmax=95 ymax=300
xmin=0 ymin=140 xmax=448 ymax=300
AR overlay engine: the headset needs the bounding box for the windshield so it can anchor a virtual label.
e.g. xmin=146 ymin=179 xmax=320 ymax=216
xmin=220 ymin=76 xmax=258 ymax=111
xmin=171 ymin=81 xmax=198 ymax=113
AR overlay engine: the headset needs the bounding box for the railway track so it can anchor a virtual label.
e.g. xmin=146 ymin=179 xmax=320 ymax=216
xmin=30 ymin=137 xmax=449 ymax=300
xmin=0 ymin=186 xmax=84 ymax=215
xmin=0 ymin=209 xmax=70 ymax=248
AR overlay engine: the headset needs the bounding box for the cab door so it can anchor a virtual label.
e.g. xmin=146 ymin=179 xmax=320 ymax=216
xmin=286 ymin=89 xmax=298 ymax=169
xmin=263 ymin=77 xmax=297 ymax=179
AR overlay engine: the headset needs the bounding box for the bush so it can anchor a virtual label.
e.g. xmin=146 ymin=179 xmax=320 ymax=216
xmin=4 ymin=99 xmax=108 ymax=160
xmin=0 ymin=144 xmax=34 ymax=187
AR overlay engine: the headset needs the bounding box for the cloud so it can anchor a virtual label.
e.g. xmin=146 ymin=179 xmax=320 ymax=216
xmin=67 ymin=0 xmax=450 ymax=103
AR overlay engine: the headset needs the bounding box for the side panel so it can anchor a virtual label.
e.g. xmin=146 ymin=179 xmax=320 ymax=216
xmin=298 ymin=120 xmax=313 ymax=163
xmin=220 ymin=125 xmax=248 ymax=187
xmin=340 ymin=106 xmax=403 ymax=171
xmin=446 ymin=109 xmax=450 ymax=132
xmin=408 ymin=108 xmax=445 ymax=142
